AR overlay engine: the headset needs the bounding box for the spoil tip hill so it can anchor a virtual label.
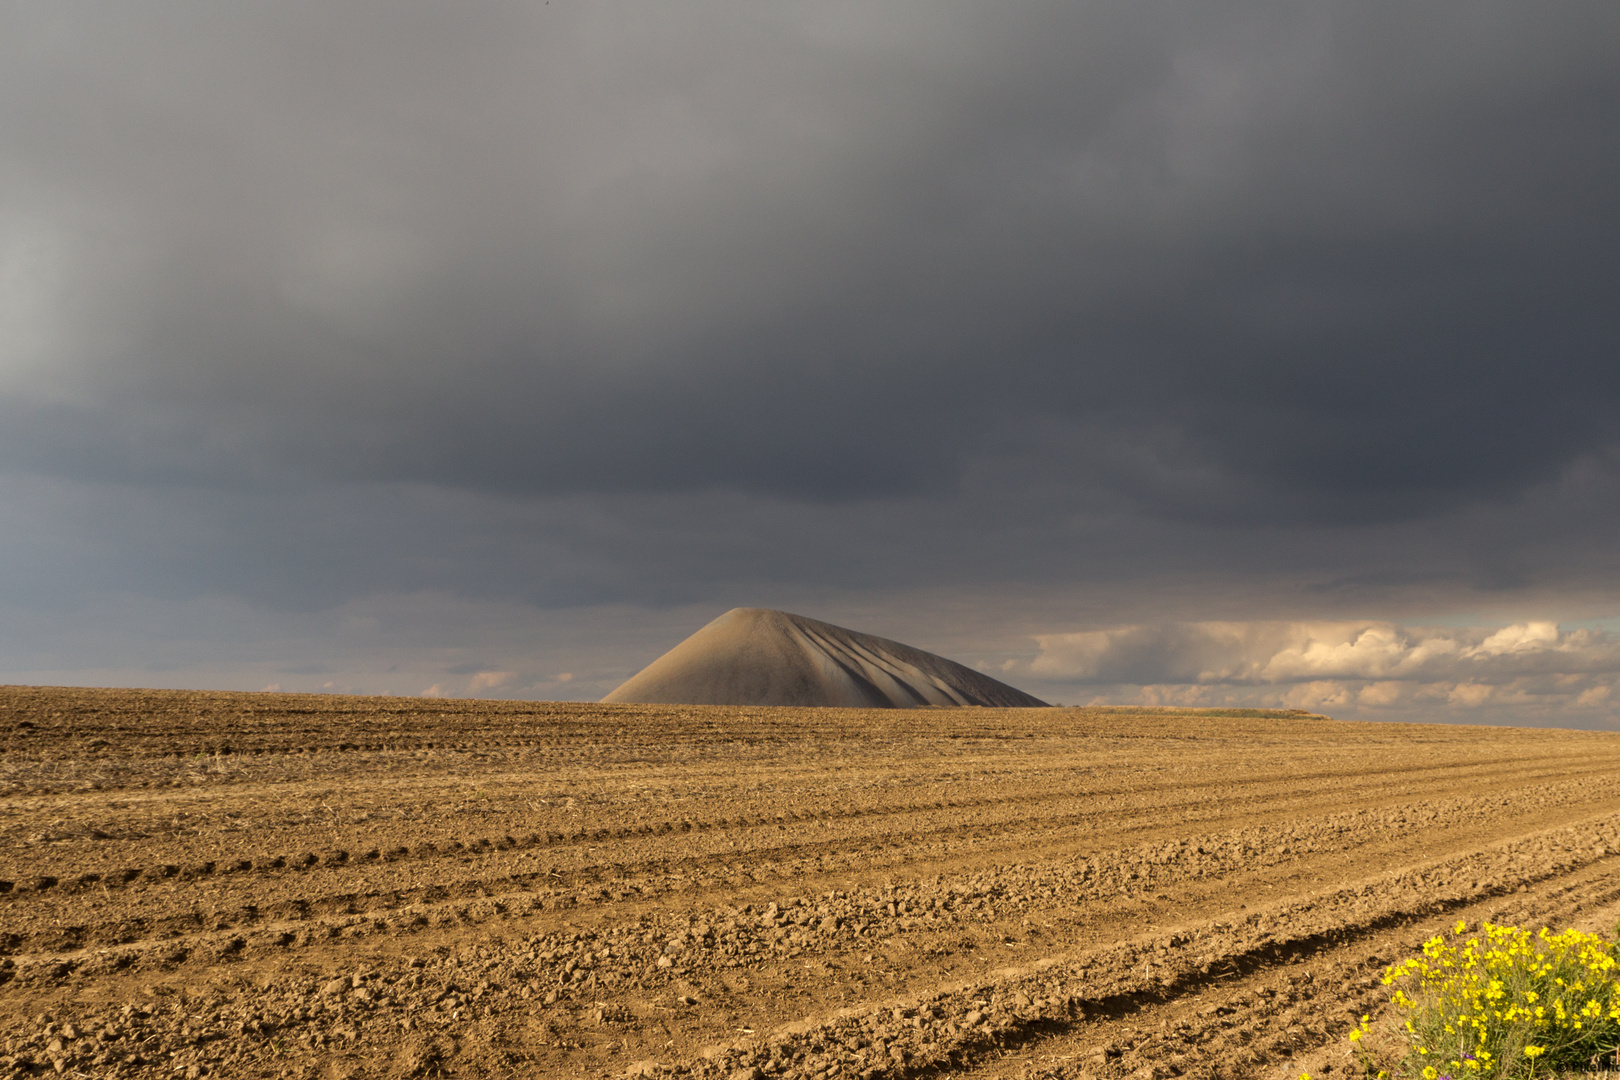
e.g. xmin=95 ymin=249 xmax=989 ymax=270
xmin=600 ymin=607 xmax=1049 ymax=708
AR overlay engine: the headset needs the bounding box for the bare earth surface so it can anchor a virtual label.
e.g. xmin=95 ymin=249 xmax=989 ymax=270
xmin=5 ymin=688 xmax=1620 ymax=1080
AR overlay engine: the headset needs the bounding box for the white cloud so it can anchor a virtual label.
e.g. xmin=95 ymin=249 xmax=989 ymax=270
xmin=1282 ymin=680 xmax=1354 ymax=711
xmin=1356 ymin=681 xmax=1404 ymax=707
xmin=1023 ymin=619 xmax=1620 ymax=722
xmin=468 ymin=670 xmax=516 ymax=693
xmin=1475 ymin=621 xmax=1561 ymax=655
xmin=1030 ymin=620 xmax=1620 ymax=685
xmin=1446 ymin=682 xmax=1494 ymax=708
xmin=1577 ymin=685 xmax=1613 ymax=708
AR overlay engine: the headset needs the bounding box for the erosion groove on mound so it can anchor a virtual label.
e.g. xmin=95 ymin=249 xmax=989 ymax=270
xmin=601 ymin=607 xmax=1050 ymax=707
xmin=5 ymin=687 xmax=1620 ymax=1079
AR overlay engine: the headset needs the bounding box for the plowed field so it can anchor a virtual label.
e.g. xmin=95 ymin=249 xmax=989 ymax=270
xmin=5 ymin=687 xmax=1620 ymax=1080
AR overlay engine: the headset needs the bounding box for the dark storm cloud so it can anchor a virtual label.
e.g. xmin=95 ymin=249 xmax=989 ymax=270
xmin=4 ymin=0 xmax=1620 ymax=719
xmin=5 ymin=1 xmax=1618 ymax=522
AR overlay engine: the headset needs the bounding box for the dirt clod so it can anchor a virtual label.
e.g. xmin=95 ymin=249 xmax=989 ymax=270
xmin=4 ymin=686 xmax=1620 ymax=1080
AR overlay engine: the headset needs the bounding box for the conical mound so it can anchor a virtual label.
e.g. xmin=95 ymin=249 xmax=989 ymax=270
xmin=602 ymin=608 xmax=1049 ymax=708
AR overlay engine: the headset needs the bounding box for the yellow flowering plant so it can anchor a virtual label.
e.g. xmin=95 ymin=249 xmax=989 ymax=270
xmin=1351 ymin=920 xmax=1620 ymax=1079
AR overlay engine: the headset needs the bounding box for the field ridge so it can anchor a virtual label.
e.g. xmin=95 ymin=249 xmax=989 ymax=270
xmin=4 ymin=686 xmax=1620 ymax=1079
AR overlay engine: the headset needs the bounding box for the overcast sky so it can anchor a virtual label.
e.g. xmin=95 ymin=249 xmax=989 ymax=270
xmin=3 ymin=2 xmax=1619 ymax=726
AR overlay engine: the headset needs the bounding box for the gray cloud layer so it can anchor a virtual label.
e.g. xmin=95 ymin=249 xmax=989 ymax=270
xmin=1020 ymin=619 xmax=1620 ymax=720
xmin=1030 ymin=621 xmax=1620 ymax=685
xmin=2 ymin=3 xmax=1619 ymax=721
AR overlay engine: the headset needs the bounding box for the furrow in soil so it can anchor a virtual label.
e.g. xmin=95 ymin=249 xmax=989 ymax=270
xmin=4 ymin=686 xmax=1620 ymax=1080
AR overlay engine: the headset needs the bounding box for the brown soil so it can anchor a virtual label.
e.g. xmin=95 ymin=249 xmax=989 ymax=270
xmin=4 ymin=687 xmax=1620 ymax=1080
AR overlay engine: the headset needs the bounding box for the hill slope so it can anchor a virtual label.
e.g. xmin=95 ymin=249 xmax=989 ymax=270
xmin=600 ymin=607 xmax=1049 ymax=707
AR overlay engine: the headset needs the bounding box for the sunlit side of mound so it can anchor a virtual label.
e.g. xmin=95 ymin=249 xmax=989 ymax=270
xmin=601 ymin=607 xmax=1050 ymax=709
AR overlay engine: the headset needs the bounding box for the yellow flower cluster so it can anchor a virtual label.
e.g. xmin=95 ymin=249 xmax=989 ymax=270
xmin=1370 ymin=920 xmax=1620 ymax=1078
